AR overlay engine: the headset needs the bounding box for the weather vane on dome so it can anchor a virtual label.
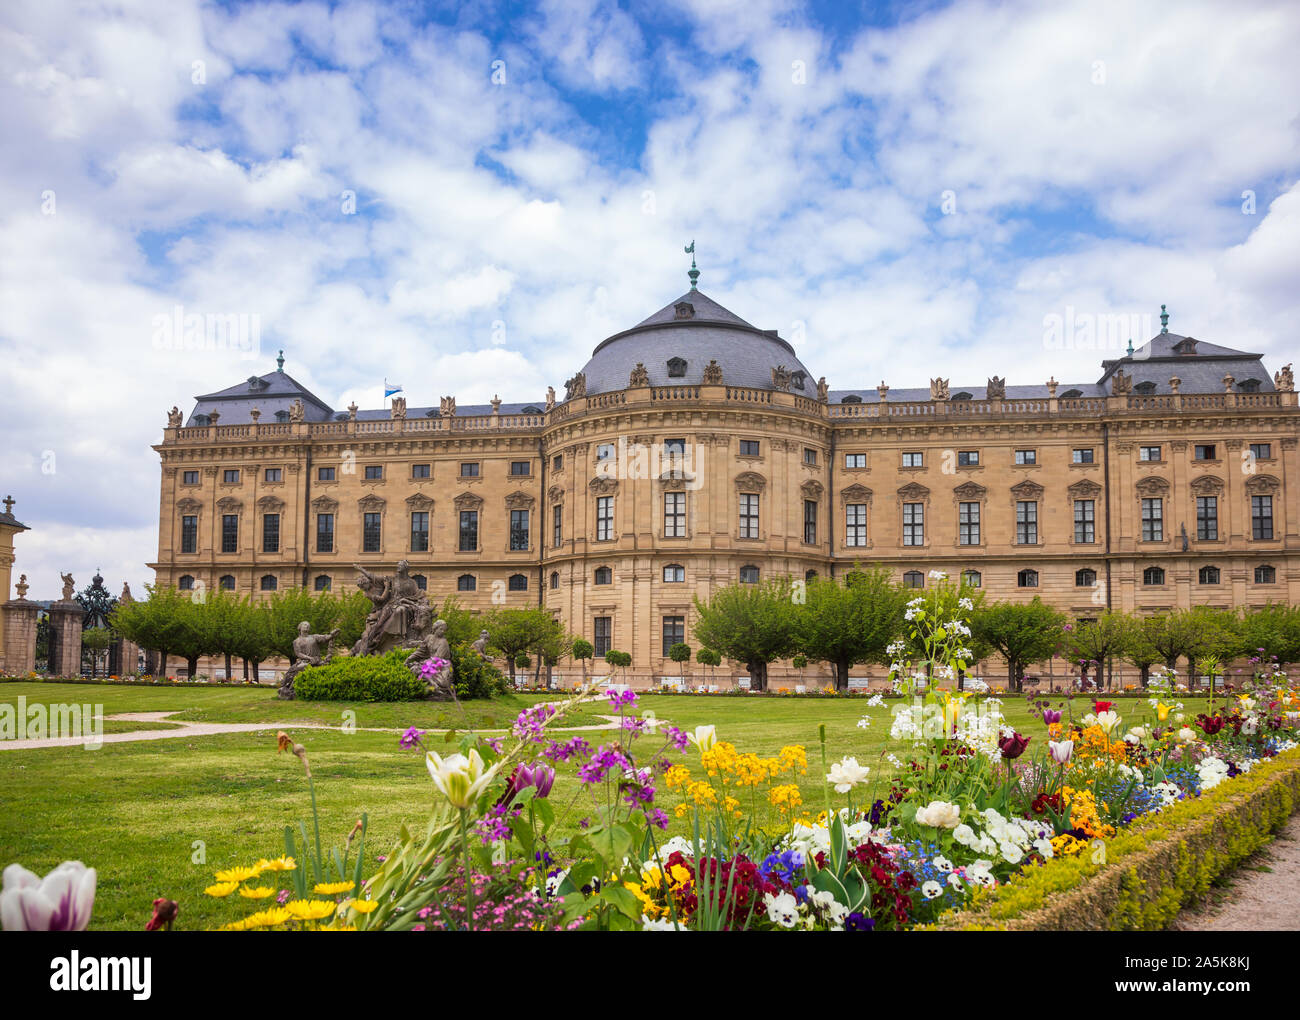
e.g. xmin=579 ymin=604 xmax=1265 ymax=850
xmin=684 ymin=240 xmax=700 ymax=291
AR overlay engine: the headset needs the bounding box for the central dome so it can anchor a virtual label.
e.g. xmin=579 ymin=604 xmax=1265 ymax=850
xmin=578 ymin=290 xmax=817 ymax=396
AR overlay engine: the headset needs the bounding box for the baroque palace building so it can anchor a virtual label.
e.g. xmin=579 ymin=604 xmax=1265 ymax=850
xmin=151 ymin=278 xmax=1299 ymax=681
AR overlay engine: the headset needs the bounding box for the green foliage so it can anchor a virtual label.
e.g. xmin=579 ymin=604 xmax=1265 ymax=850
xmin=970 ymin=598 xmax=1066 ymax=686
xmin=450 ymin=644 xmax=510 ymax=700
xmin=696 ymin=648 xmax=721 ymax=668
xmin=693 ymin=578 xmax=798 ymax=691
xmin=293 ymin=650 xmax=425 ymax=702
xmin=572 ymin=638 xmax=594 ymax=661
xmin=669 ymin=642 xmax=692 ymax=664
xmin=1067 ymin=610 xmax=1132 ymax=686
xmin=482 ymin=608 xmax=565 ymax=674
xmin=1239 ymin=604 xmax=1300 ymax=666
xmin=795 ymin=567 xmax=906 ymax=691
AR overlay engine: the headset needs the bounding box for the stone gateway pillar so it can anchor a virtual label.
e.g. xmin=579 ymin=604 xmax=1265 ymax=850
xmin=45 ymin=599 xmax=85 ymax=678
xmin=0 ymin=497 xmax=33 ymax=676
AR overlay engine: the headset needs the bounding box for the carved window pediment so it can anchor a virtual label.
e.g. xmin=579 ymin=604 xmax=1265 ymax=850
xmin=1135 ymin=476 xmax=1170 ymax=497
xmin=659 ymin=470 xmax=695 ymax=491
xmin=216 ymin=496 xmax=243 ymax=513
xmin=257 ymin=495 xmax=286 ymax=512
xmin=311 ymin=495 xmax=338 ymax=513
xmin=840 ymin=484 xmax=873 ymax=503
xmin=176 ymin=497 xmax=203 ymax=514
xmin=1188 ymin=475 xmax=1225 ymax=496
xmin=953 ymin=482 xmax=986 ymax=500
xmin=897 ymin=482 xmax=930 ymax=500
xmin=734 ymin=471 xmax=767 ymax=494
xmin=589 ymin=476 xmax=619 ymax=494
xmin=1010 ymin=480 xmax=1044 ymax=499
xmin=546 ymin=485 xmax=566 ymax=504
xmin=505 ymin=490 xmax=536 ymax=509
xmin=1068 ymin=479 xmax=1102 ymax=499
xmin=1244 ymin=473 xmax=1281 ymax=495
xmin=358 ymin=494 xmax=386 ymax=512
xmin=405 ymin=493 xmax=434 ymax=511
xmin=800 ymin=480 xmax=824 ymax=500
xmin=454 ymin=492 xmax=484 ymax=510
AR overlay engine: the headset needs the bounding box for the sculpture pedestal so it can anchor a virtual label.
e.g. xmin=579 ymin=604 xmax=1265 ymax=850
xmin=1 ymin=599 xmax=38 ymax=676
xmin=45 ymin=601 xmax=84 ymax=677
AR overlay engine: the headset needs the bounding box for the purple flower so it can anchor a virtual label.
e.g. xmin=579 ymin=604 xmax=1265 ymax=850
xmin=1041 ymin=709 xmax=1061 ymax=725
xmin=646 ymin=808 xmax=669 ymax=830
xmin=577 ymin=744 xmax=632 ymax=784
xmin=513 ymin=703 xmax=558 ymax=742
xmin=399 ymin=726 xmax=427 ymax=749
xmin=663 ymin=725 xmax=690 ymax=752
xmin=607 ymin=689 xmax=639 ymax=709
xmin=542 ymin=736 xmax=591 ymax=763
xmin=845 ymin=912 xmax=875 ymax=931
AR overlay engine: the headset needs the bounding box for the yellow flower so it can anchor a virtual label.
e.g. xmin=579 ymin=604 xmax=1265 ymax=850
xmin=668 ymin=864 xmax=693 ymax=887
xmin=284 ymin=899 xmax=336 ymax=921
xmin=238 ymin=885 xmax=276 ymax=899
xmin=254 ymin=856 xmax=297 ymax=873
xmin=313 ymin=881 xmax=355 ymax=896
xmin=1155 ymin=702 xmax=1172 ymax=722
xmin=769 ymin=784 xmax=803 ymax=815
xmin=241 ymin=906 xmax=293 ymax=928
xmin=664 ymin=764 xmax=691 ymax=789
xmin=213 ymin=865 xmax=261 ymax=884
xmin=347 ymin=898 xmax=379 ymax=914
xmin=204 ymin=881 xmax=241 ymax=898
xmin=777 ymin=745 xmax=808 ymax=775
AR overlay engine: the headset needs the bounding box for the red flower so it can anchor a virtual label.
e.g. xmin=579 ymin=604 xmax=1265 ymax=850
xmin=1093 ymin=701 xmax=1114 ymax=713
xmin=998 ymin=732 xmax=1031 ymax=759
xmin=145 ymin=898 xmax=179 ymax=931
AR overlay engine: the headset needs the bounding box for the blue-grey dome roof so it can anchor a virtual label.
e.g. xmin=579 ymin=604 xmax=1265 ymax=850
xmin=578 ymin=290 xmax=817 ymax=395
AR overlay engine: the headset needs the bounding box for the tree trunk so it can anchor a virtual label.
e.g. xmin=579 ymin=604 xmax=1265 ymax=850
xmin=1007 ymin=658 xmax=1017 ymax=693
xmin=749 ymin=661 xmax=767 ymax=691
xmin=186 ymin=655 xmax=200 ymax=678
xmin=835 ymin=659 xmax=850 ymax=692
xmin=225 ymin=652 xmax=233 ymax=684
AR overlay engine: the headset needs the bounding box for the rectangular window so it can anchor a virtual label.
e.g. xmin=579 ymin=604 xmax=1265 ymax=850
xmin=845 ymin=503 xmax=867 ymax=547
xmin=364 ymin=465 xmax=383 ymax=480
xmin=459 ymin=511 xmax=478 ymax=551
xmin=1016 ymin=501 xmax=1038 ymax=545
xmin=363 ymin=512 xmax=382 ymax=552
xmin=1139 ymin=446 xmax=1161 ymax=462
xmin=182 ymin=470 xmax=199 ymax=485
xmin=1250 ymin=443 xmax=1272 ymax=460
xmin=959 ymin=502 xmax=980 ymax=545
xmin=803 ymin=448 xmax=818 ymax=466
xmin=510 ymin=509 xmax=530 ymax=551
xmin=739 ymin=439 xmax=760 ymax=457
xmin=223 ymin=469 xmax=240 ymax=484
xmin=460 ymin=462 xmax=479 ymax=477
xmin=262 ymin=513 xmax=279 ymax=554
xmin=903 ymin=502 xmax=924 ymax=546
xmin=1014 ymin=450 xmax=1036 ymax=465
xmin=1196 ymin=497 xmax=1218 ymax=541
xmin=596 ymin=443 xmax=615 ymax=462
xmin=264 ymin=468 xmax=282 ymax=482
xmin=1141 ymin=498 xmax=1163 ymax=542
xmin=181 ymin=515 xmax=197 ymax=553
xmin=318 ymin=466 xmax=335 ymax=481
xmin=662 ymin=616 xmax=685 ymax=658
xmin=1073 ymin=448 xmax=1095 ymax=464
xmin=316 ymin=514 xmax=334 ymax=553
xmin=957 ymin=450 xmax=979 ymax=466
xmin=510 ymin=461 xmax=531 ymax=476
xmin=1074 ymin=500 xmax=1095 ymax=543
xmin=596 ymin=497 xmax=614 ymax=541
xmin=221 ymin=514 xmax=238 ymax=553
xmin=738 ymin=493 xmax=759 ymax=539
xmin=552 ymin=504 xmax=563 ymax=547
xmin=593 ymin=617 xmax=612 ymax=658
xmin=844 ymin=453 xmax=866 ymax=469
xmin=410 ymin=512 xmax=429 ymax=552
xmin=803 ymin=500 xmax=818 ymax=544
xmin=1252 ymin=495 xmax=1274 ymax=540
xmin=902 ymin=452 xmax=923 ymax=468
xmin=664 ymin=438 xmax=686 ymax=456
xmin=552 ymin=455 xmax=563 ymax=472
xmin=412 ymin=463 xmax=430 ymax=479
xmin=1195 ymin=444 xmax=1216 ymax=461
xmin=664 ymin=492 xmax=686 ymax=537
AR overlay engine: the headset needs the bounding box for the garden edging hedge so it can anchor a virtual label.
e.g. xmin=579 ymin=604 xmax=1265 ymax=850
xmin=934 ymin=747 xmax=1300 ymax=930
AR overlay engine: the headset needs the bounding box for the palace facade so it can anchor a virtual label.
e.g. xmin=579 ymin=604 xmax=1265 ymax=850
xmin=151 ymin=285 xmax=1299 ymax=680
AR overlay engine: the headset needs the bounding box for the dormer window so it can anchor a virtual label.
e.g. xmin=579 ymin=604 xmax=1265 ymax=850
xmin=274 ymin=410 xmax=290 ymax=423
xmin=247 ymin=376 xmax=269 ymax=391
xmin=1060 ymin=389 xmax=1083 ymax=399
xmin=192 ymin=414 xmax=210 ymax=426
xmin=667 ymin=357 xmax=688 ymax=378
xmin=952 ymin=391 xmax=973 ymax=401
xmin=1172 ymin=337 xmax=1198 ymax=356
xmin=1237 ymin=379 xmax=1261 ymax=393
xmin=522 ymin=405 xmax=542 ymax=414
xmin=1134 ymin=381 xmax=1157 ymax=395
xmin=791 ymin=371 xmax=807 ymax=391
xmin=673 ymin=302 xmax=695 ymax=320
xmin=841 ymin=395 xmax=862 ymax=404
xmin=334 ymin=412 xmax=348 ymax=421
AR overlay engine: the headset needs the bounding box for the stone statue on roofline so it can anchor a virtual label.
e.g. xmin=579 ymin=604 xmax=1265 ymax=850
xmin=167 ymin=406 xmax=183 ymax=428
xmin=929 ymin=378 xmax=949 ymax=401
xmin=60 ymin=573 xmax=75 ymax=601
xmin=289 ymin=398 xmax=305 ymax=423
xmin=702 ymin=360 xmax=723 ymax=385
xmin=986 ymin=376 xmax=1006 ymax=400
xmin=1276 ymin=364 xmax=1294 ymax=392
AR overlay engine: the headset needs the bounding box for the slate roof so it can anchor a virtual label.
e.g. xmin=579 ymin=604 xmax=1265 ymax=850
xmin=1096 ymin=333 xmax=1274 ymax=395
xmin=188 ymin=370 xmax=335 ymax=425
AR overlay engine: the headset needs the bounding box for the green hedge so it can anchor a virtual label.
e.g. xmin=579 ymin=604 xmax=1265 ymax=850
xmin=935 ymin=747 xmax=1300 ymax=930
xmin=292 ymin=644 xmax=510 ymax=702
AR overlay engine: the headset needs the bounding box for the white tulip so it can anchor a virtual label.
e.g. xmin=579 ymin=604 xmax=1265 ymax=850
xmin=1 ymin=861 xmax=96 ymax=931
xmin=426 ymin=748 xmax=499 ymax=810
xmin=686 ymin=725 xmax=718 ymax=752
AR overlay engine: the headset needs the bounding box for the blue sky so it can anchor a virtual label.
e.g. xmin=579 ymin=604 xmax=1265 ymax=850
xmin=1 ymin=0 xmax=1298 ymax=595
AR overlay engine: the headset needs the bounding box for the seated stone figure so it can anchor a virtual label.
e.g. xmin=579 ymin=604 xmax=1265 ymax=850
xmin=352 ymin=560 xmax=429 ymax=656
xmin=405 ymin=619 xmax=455 ymax=700
xmin=279 ymin=622 xmax=339 ymax=700
xmin=470 ymin=629 xmax=492 ymax=660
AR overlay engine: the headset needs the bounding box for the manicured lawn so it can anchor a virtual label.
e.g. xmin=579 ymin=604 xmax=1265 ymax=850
xmin=0 ymin=682 xmax=1214 ymax=930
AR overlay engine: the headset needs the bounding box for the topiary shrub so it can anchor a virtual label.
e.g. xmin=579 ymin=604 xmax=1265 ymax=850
xmin=293 ymin=650 xmax=425 ymax=702
xmin=450 ymin=643 xmax=510 ymax=700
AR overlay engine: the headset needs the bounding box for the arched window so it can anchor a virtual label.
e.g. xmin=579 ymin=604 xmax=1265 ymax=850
xmin=805 ymin=569 xmax=817 ymax=582
xmin=1254 ymin=564 xmax=1276 ymax=585
xmin=411 ymin=573 xmax=427 ymax=591
xmin=739 ymin=565 xmax=760 ymax=584
xmin=1075 ymin=568 xmax=1096 ymax=587
xmin=952 ymin=391 xmax=973 ymax=401
xmin=178 ymin=575 xmax=195 ymax=591
xmin=274 ymin=410 xmax=290 ymax=423
xmin=663 ymin=564 xmax=685 ymax=583
xmin=550 ymin=571 xmax=559 ymax=589
xmin=508 ymin=573 xmax=528 ymax=591
xmin=1198 ymin=565 xmax=1220 ymax=585
xmin=1017 ymin=569 xmax=1038 ymax=588
xmin=314 ymin=575 xmax=331 ymax=591
xmin=219 ymin=574 xmax=236 ymax=590
xmin=1134 ymin=381 xmax=1157 ymax=395
xmin=902 ymin=570 xmax=924 ymax=589
xmin=260 ymin=574 xmax=277 ymax=591
xmin=962 ymin=570 xmax=981 ymax=589
xmin=840 ymin=395 xmax=862 ymax=404
xmin=1060 ymin=389 xmax=1083 ymax=400
xmin=1237 ymin=379 xmax=1261 ymax=393
xmin=457 ymin=574 xmax=477 ymax=591
xmin=522 ymin=405 xmax=542 ymax=414
xmin=1143 ymin=566 xmax=1165 ymax=586
xmin=594 ymin=566 xmax=612 ymax=585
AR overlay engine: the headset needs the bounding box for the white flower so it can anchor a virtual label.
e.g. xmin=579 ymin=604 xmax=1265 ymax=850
xmin=945 ymin=872 xmax=963 ymax=888
xmin=953 ymin=824 xmax=977 ymax=847
xmin=1176 ymin=727 xmax=1197 ymax=743
xmin=915 ymin=800 xmax=962 ymax=829
xmin=426 ymin=749 xmax=499 ymax=810
xmin=932 ymin=855 xmax=953 ymax=873
xmin=1198 ymin=756 xmax=1230 ymax=791
xmin=826 ymin=756 xmax=871 ymax=793
xmin=641 ymin=914 xmax=679 ymax=930
xmin=764 ymin=891 xmax=799 ymax=928
xmin=998 ymin=841 xmax=1023 ymax=865
xmin=921 ymin=881 xmax=943 ymax=899
xmin=958 ymin=597 xmax=974 ymax=611
xmin=1032 ymin=838 xmax=1054 ymax=859
xmin=686 ymin=725 xmax=718 ymax=751
xmin=1 ymin=862 xmax=96 ymax=931
xmin=1095 ymin=710 xmax=1121 ymax=735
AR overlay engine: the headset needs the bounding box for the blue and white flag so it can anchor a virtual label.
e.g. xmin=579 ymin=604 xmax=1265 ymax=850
xmin=384 ymin=379 xmax=402 ymax=398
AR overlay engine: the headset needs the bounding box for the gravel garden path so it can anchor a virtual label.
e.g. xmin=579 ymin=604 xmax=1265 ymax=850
xmin=0 ymin=706 xmax=626 ymax=751
xmin=1171 ymin=813 xmax=1300 ymax=931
